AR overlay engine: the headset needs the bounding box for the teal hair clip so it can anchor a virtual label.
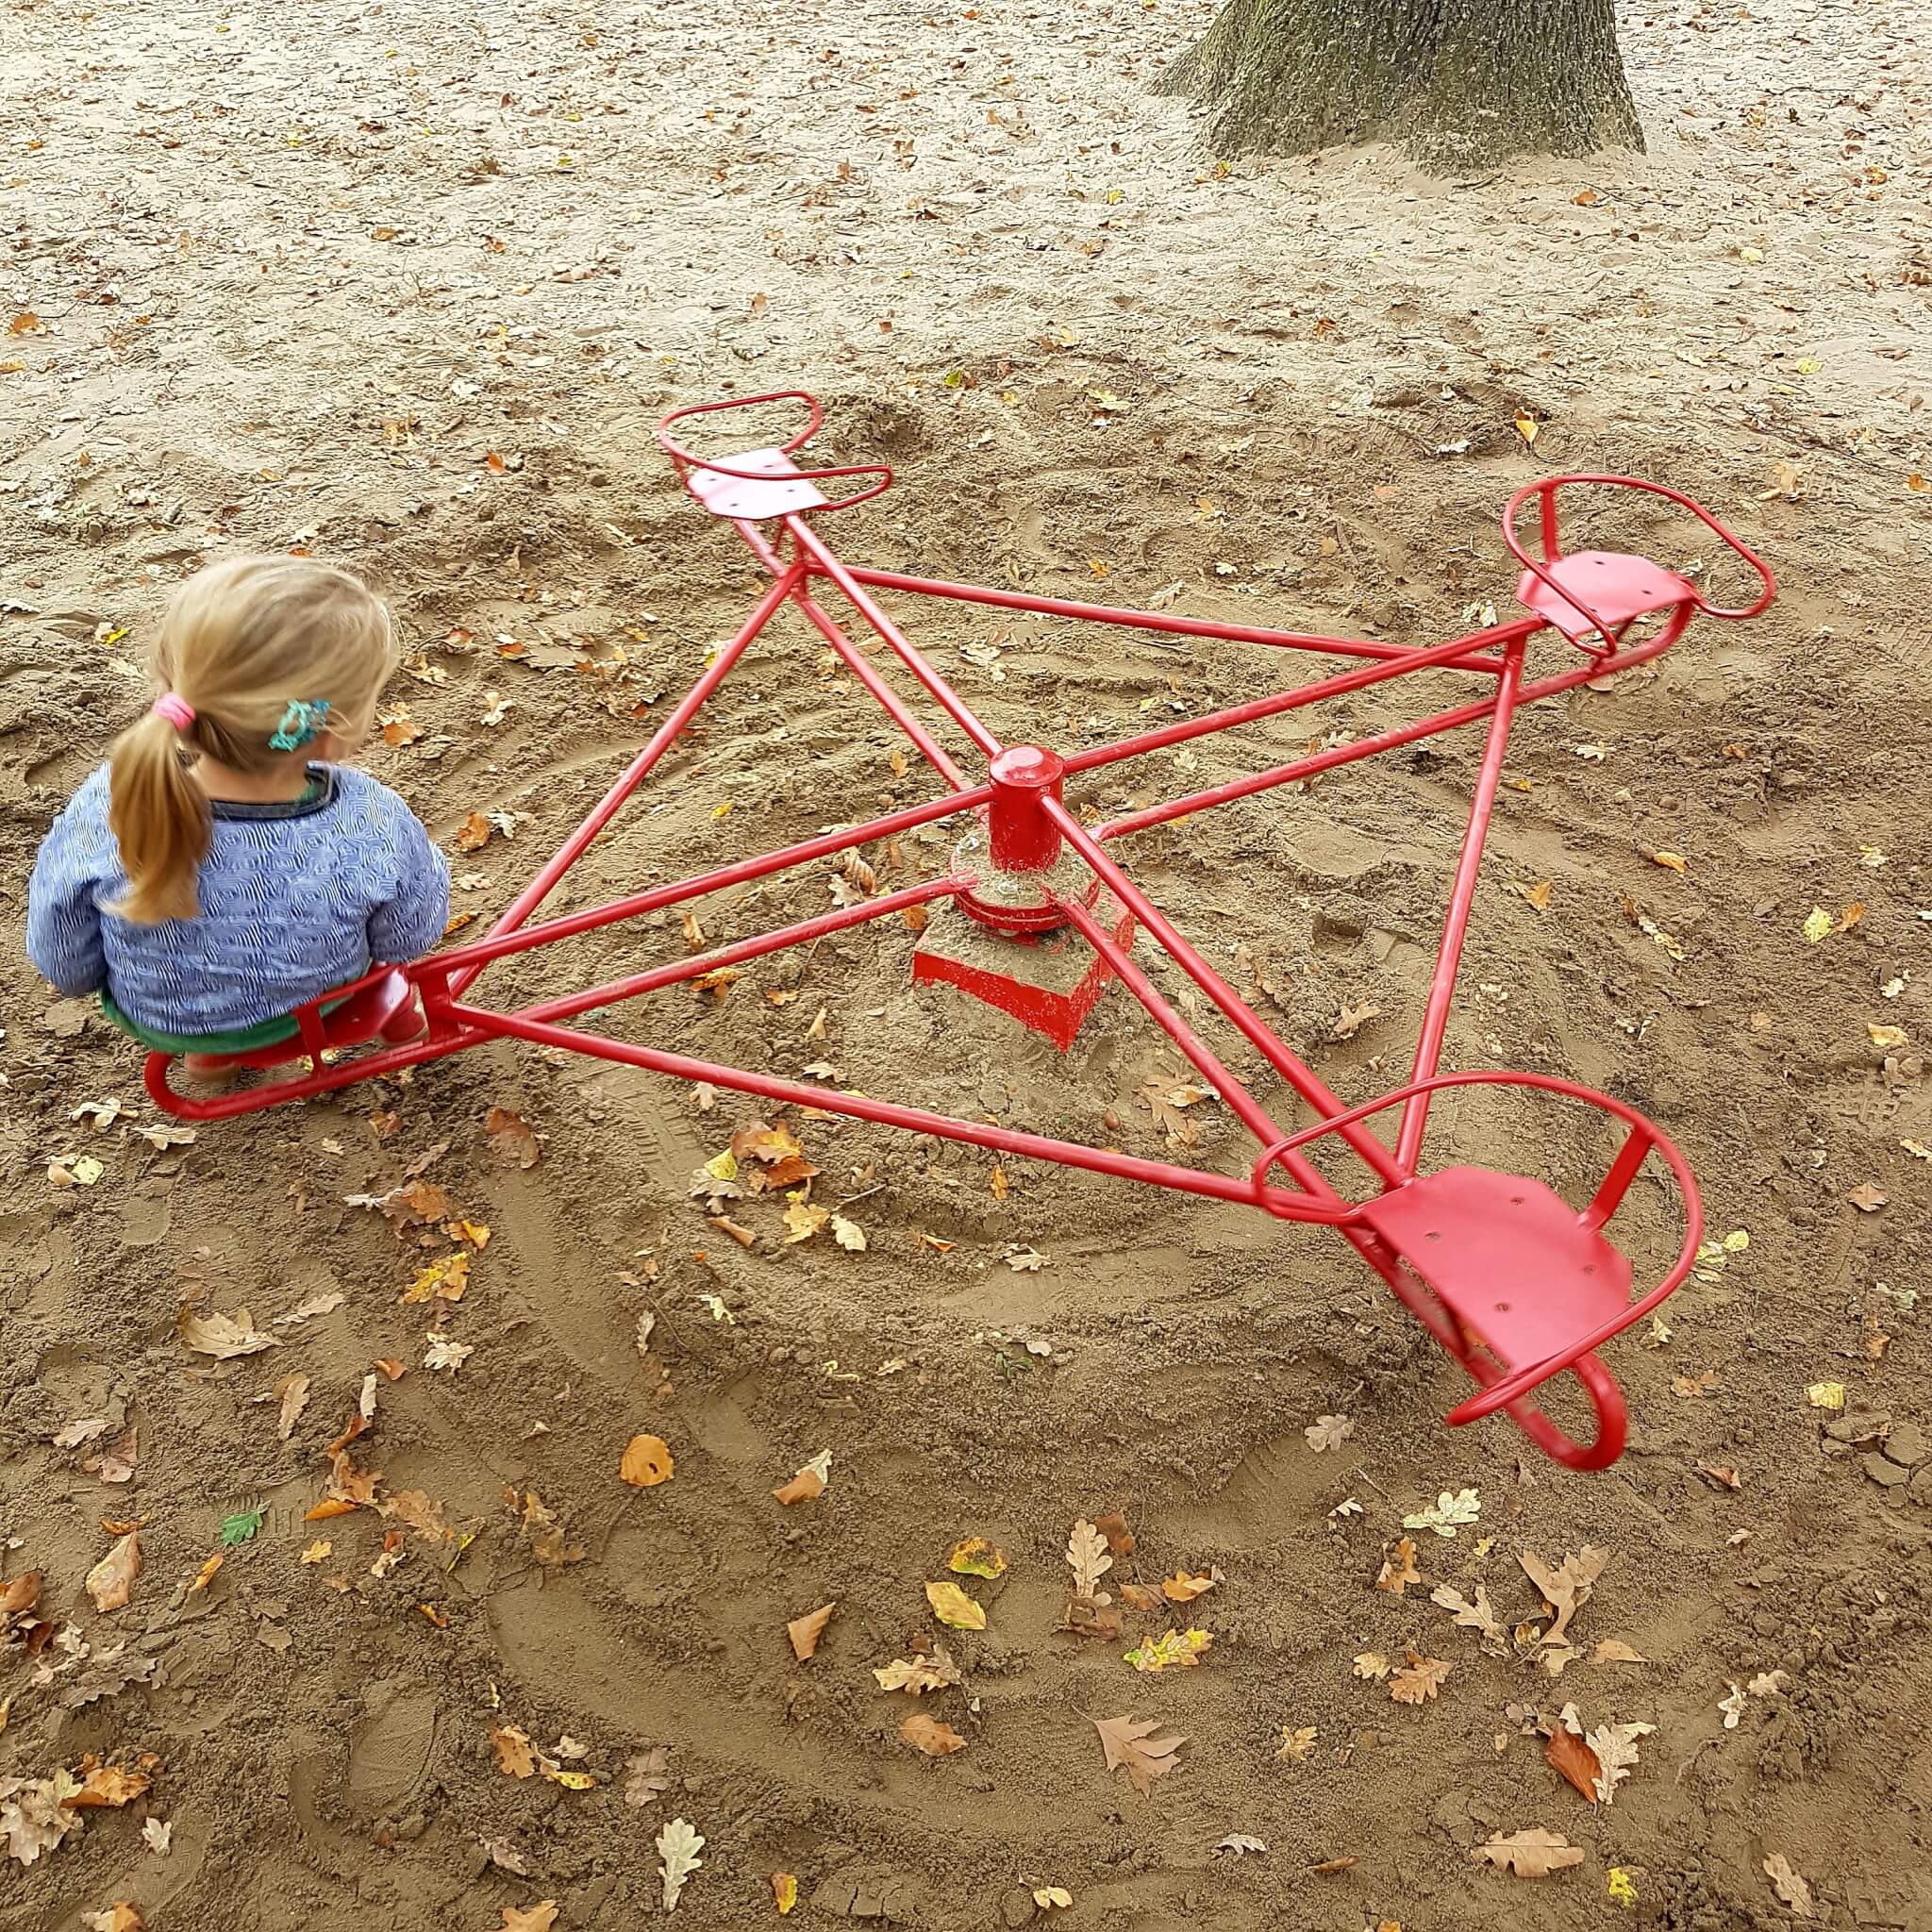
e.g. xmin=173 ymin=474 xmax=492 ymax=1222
xmin=269 ymin=698 xmax=332 ymax=751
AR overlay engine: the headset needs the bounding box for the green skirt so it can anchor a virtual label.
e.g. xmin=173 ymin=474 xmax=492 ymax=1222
xmin=101 ymin=990 xmax=341 ymax=1056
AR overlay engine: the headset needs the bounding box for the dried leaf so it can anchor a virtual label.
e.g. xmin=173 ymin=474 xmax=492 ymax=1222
xmin=1390 ymin=1649 xmax=1451 ymax=1704
xmin=787 ymin=1602 xmax=835 ymax=1662
xmin=873 ymin=1643 xmax=963 ymax=1694
xmin=1090 ymin=1713 xmax=1186 ymax=1796
xmin=625 ymin=1746 xmax=671 ymax=1807
xmin=1403 ymin=1489 xmax=1480 ymax=1538
xmin=0 ymin=1772 xmax=83 ymax=1865
xmin=1507 ymin=878 xmax=1554 ymax=912
xmin=68 ymin=1758 xmax=151 ymax=1807
xmin=899 ymin=1712 xmax=966 ymax=1757
xmin=1160 ymin=1569 xmax=1219 ymax=1604
xmin=1352 ymin=1651 xmax=1391 ymax=1680
xmin=1065 ymin=1520 xmax=1112 ymax=1599
xmin=772 ymin=1874 xmax=799 ymax=1915
xmin=1585 ymin=1718 xmax=1655 ymax=1803
xmin=501 ymin=1906 xmax=559 ymax=1932
xmin=1544 ymin=1721 xmax=1602 ymax=1800
xmin=1762 ymin=1854 xmax=1814 ymax=1919
xmin=486 ymin=1107 xmax=541 ymax=1167
xmin=1518 ymin=1546 xmax=1608 ymax=1647
xmin=142 ymin=1817 xmax=172 ymax=1856
xmin=1304 ymin=1413 xmax=1354 ymax=1452
xmin=657 ymin=1816 xmax=705 ymax=1911
xmin=781 ymin=1196 xmax=830 ymax=1243
xmin=491 ymin=1725 xmax=538 ymax=1778
xmin=85 ymin=1531 xmax=141 ymax=1613
xmin=1471 ymin=1828 xmax=1584 ymax=1878
xmin=82 ymin=1907 xmax=145 ymax=1932
xmin=773 ymin=1452 xmax=831 ymax=1505
xmin=621 ymin=1434 xmax=675 ymax=1489
xmin=1592 ymin=1640 xmax=1648 ymax=1664
xmin=925 ymin=1581 xmax=987 ymax=1630
xmin=1847 ymin=1181 xmax=1889 ymax=1213
xmin=829 ymin=1215 xmax=867 ymax=1252
xmin=1432 ymin=1581 xmax=1507 ymax=1651
xmin=177 ymin=1307 xmax=280 ymax=1357
xmin=1275 ymin=1724 xmax=1319 ymax=1762
xmin=1374 ymin=1538 xmax=1422 ymax=1594
xmin=275 ymin=1374 xmax=311 ymax=1441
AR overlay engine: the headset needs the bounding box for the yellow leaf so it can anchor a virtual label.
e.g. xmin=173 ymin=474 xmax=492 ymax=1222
xmin=1908 ymin=472 xmax=1927 ymax=492
xmin=1802 ymin=907 xmax=1833 ymax=943
xmin=1868 ymin=1022 xmax=1907 ymax=1048
xmin=711 ymin=800 xmax=734 ymax=820
xmin=1648 ymin=850 xmax=1689 ymax=873
xmin=773 ymin=1874 xmax=799 ymax=1915
xmin=1507 ymin=878 xmax=1554 ymax=911
xmin=704 ymin=1150 xmax=739 ymax=1182
xmin=1806 ymin=1381 xmax=1845 ymax=1409
xmin=1034 ymin=1889 xmax=1074 ymax=1909
xmin=299 ymin=1540 xmax=332 ymax=1564
xmin=1794 ymin=357 xmax=1820 ymax=374
xmin=1088 ymin=558 xmax=1110 ymax=579
xmin=1513 ymin=410 xmax=1540 ymax=446
xmin=782 ymin=1195 xmax=829 ymax=1243
xmin=925 ymin=1580 xmax=988 ymax=1629
xmin=620 ymin=1433 xmax=675 ymax=1488
xmin=1608 ymin=1868 xmax=1640 ymax=1908
xmin=547 ymin=1769 xmax=596 ymax=1790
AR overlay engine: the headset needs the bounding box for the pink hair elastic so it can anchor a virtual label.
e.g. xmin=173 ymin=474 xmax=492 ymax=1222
xmin=152 ymin=692 xmax=196 ymax=730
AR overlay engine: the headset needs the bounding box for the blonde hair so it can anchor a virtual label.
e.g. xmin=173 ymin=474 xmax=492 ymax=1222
xmin=108 ymin=556 xmax=396 ymax=924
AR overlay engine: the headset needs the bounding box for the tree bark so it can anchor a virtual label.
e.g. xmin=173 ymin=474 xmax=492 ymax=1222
xmin=1159 ymin=0 xmax=1645 ymax=167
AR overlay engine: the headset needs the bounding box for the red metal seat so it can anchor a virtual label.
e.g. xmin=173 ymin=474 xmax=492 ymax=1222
xmin=1514 ymin=550 xmax=1695 ymax=644
xmin=1357 ymin=1167 xmax=1632 ymax=1359
xmin=162 ymin=968 xmax=418 ymax=1074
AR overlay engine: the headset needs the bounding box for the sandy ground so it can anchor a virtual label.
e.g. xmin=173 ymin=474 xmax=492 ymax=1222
xmin=3 ymin=0 xmax=1931 ymax=1925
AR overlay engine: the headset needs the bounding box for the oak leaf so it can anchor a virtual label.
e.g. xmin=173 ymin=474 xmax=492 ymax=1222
xmin=500 ymin=1905 xmax=558 ymax=1932
xmin=1160 ymin=1569 xmax=1219 ymax=1603
xmin=1389 ymin=1649 xmax=1450 ymax=1704
xmin=1432 ymin=1581 xmax=1507 ymax=1652
xmin=1304 ymin=1413 xmax=1354 ymax=1452
xmin=1471 ymin=1827 xmax=1584 ymax=1878
xmin=772 ymin=1451 xmax=831 ymax=1505
xmin=624 ymin=1745 xmax=671 ymax=1807
xmin=873 ymin=1643 xmax=962 ymax=1693
xmin=68 ymin=1758 xmax=151 ymax=1808
xmin=491 ymin=1725 xmax=538 ymax=1778
xmin=1065 ymin=1520 xmax=1112 ymax=1599
xmin=1374 ymin=1538 xmax=1421 ymax=1594
xmin=177 ymin=1307 xmax=280 ymax=1357
xmin=486 ymin=1108 xmax=541 ymax=1168
xmin=1519 ymin=1546 xmax=1608 ymax=1647
xmin=1090 ymin=1712 xmax=1186 ymax=1796
xmin=82 ymin=1908 xmax=145 ymax=1932
xmin=657 ymin=1816 xmax=704 ymax=1911
xmin=1762 ymin=1854 xmax=1814 ymax=1919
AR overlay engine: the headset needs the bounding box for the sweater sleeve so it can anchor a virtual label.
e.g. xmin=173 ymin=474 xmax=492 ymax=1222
xmin=365 ymin=801 xmax=451 ymax=962
xmin=25 ymin=791 xmax=110 ymax=997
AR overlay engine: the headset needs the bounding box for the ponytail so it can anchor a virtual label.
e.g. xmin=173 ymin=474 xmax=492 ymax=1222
xmin=108 ymin=710 xmax=213 ymax=924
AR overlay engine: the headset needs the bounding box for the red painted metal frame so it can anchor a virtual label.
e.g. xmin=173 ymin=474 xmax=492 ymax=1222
xmin=142 ymin=391 xmax=1778 ymax=1471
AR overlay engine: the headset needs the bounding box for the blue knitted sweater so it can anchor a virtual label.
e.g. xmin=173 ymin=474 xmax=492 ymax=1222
xmin=25 ymin=763 xmax=450 ymax=1033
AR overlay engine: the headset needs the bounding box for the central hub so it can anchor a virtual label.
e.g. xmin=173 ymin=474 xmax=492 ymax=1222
xmin=954 ymin=743 xmax=1075 ymax=934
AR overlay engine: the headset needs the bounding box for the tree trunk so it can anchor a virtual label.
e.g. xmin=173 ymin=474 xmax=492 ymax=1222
xmin=1158 ymin=0 xmax=1645 ymax=168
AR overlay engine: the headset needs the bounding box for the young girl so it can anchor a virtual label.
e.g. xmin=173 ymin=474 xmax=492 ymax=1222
xmin=26 ymin=554 xmax=450 ymax=1069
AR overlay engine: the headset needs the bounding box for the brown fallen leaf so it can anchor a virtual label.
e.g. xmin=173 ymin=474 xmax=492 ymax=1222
xmin=1090 ymin=1713 xmax=1186 ymax=1796
xmin=620 ymin=1434 xmax=675 ymax=1489
xmin=501 ymin=1906 xmax=559 ymax=1932
xmin=1696 ymin=1462 xmax=1742 ymax=1491
xmin=491 ymin=1725 xmax=538 ymax=1779
xmin=1519 ymin=1547 xmax=1608 ymax=1649
xmin=187 ymin=1553 xmax=224 ymax=1593
xmin=1390 ymin=1650 xmax=1451 ymax=1705
xmin=1160 ymin=1569 xmax=1219 ymax=1603
xmin=1471 ymin=1827 xmax=1584 ymax=1878
xmin=1065 ymin=1519 xmax=1112 ymax=1600
xmin=455 ymin=812 xmax=494 ymax=852
xmin=872 ymin=1643 xmax=963 ymax=1694
xmin=82 ymin=1907 xmax=145 ymax=1932
xmin=484 ymin=1107 xmax=541 ymax=1168
xmin=275 ymin=1374 xmax=311 ymax=1442
xmin=1847 ymin=1182 xmax=1888 ymax=1213
xmin=1306 ymin=1857 xmax=1358 ymax=1875
xmin=1592 ymin=1640 xmax=1648 ymax=1664
xmin=1118 ymin=1582 xmax=1162 ymax=1612
xmin=86 ymin=1531 xmax=141 ymax=1613
xmin=68 ymin=1757 xmax=152 ymax=1807
xmin=177 ymin=1307 xmax=280 ymax=1358
xmin=772 ymin=1466 xmax=824 ymax=1506
xmin=1544 ymin=1722 xmax=1603 ymax=1801
xmin=788 ymin=1603 xmax=835 ymax=1662
xmin=1762 ymin=1854 xmax=1814 ymax=1919
xmin=1374 ymin=1537 xmax=1421 ymax=1594
xmin=899 ymin=1712 xmax=965 ymax=1757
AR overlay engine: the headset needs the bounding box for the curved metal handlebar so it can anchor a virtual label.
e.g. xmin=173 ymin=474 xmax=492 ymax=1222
xmin=656 ymin=391 xmax=893 ymax=512
xmin=1250 ymin=1069 xmax=1705 ymax=1433
xmin=1503 ymin=475 xmax=1777 ymax=654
